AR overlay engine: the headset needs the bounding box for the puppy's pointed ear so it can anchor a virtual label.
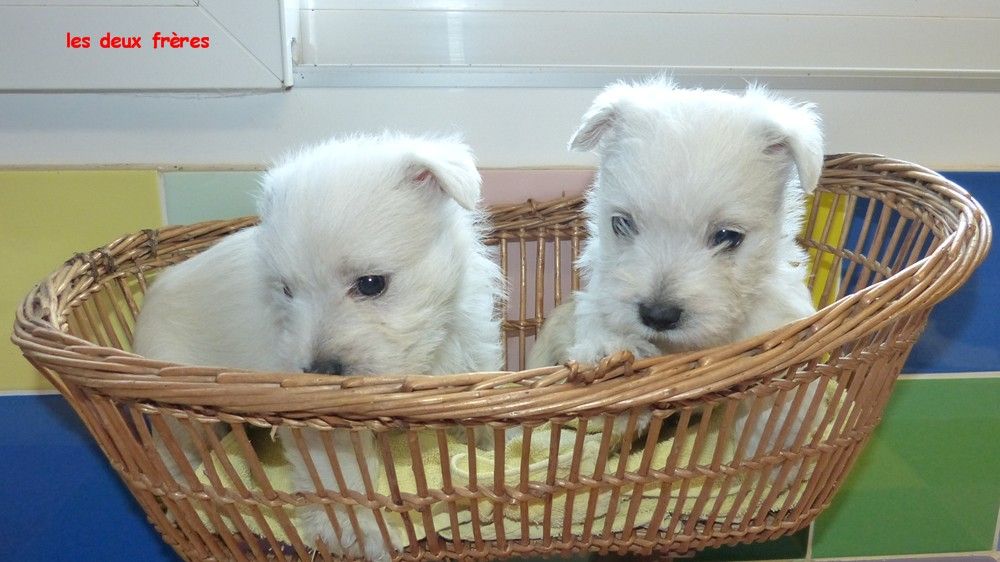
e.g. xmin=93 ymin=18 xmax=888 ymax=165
xmin=406 ymin=141 xmax=482 ymax=210
xmin=761 ymin=100 xmax=825 ymax=194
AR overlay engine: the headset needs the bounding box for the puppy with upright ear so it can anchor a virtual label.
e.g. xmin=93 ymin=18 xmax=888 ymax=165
xmin=529 ymin=78 xmax=825 ymax=457
xmin=134 ymin=133 xmax=503 ymax=561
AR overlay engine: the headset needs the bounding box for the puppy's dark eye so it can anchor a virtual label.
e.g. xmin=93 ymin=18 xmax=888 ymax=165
xmin=711 ymin=228 xmax=745 ymax=250
xmin=281 ymin=283 xmax=294 ymax=299
xmin=611 ymin=214 xmax=637 ymax=238
xmin=353 ymin=275 xmax=388 ymax=298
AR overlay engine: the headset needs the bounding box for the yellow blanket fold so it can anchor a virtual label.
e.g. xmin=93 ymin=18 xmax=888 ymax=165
xmin=191 ymin=405 xmax=823 ymax=546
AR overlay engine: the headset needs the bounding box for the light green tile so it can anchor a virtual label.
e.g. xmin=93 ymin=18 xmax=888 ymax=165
xmin=0 ymin=171 xmax=162 ymax=390
xmin=162 ymin=171 xmax=261 ymax=224
xmin=812 ymin=378 xmax=1000 ymax=557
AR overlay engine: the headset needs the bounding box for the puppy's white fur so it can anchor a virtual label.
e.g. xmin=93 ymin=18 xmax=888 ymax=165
xmin=134 ymin=133 xmax=503 ymax=561
xmin=528 ymin=79 xmax=823 ymax=457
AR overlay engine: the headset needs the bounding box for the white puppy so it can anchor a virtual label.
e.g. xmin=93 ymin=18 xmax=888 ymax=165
xmin=133 ymin=133 xmax=503 ymax=560
xmin=528 ymin=79 xmax=824 ymax=457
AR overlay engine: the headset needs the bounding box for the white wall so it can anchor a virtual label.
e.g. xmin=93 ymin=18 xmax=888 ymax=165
xmin=2 ymin=88 xmax=1000 ymax=170
xmin=1 ymin=1 xmax=999 ymax=170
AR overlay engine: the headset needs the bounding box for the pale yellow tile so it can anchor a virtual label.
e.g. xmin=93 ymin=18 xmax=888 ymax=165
xmin=1 ymin=171 xmax=162 ymax=390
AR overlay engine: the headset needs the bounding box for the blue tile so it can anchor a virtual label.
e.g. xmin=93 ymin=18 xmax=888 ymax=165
xmin=903 ymin=172 xmax=1000 ymax=373
xmin=0 ymin=394 xmax=178 ymax=561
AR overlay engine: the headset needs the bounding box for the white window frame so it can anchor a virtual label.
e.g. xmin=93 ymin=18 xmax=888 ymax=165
xmin=0 ymin=0 xmax=297 ymax=91
xmin=295 ymin=0 xmax=1000 ymax=91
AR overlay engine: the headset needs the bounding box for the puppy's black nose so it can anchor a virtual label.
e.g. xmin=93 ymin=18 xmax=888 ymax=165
xmin=638 ymin=302 xmax=683 ymax=331
xmin=305 ymin=357 xmax=347 ymax=375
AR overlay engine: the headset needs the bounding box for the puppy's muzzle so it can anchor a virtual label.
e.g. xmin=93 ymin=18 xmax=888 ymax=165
xmin=638 ymin=301 xmax=683 ymax=331
xmin=305 ymin=357 xmax=347 ymax=376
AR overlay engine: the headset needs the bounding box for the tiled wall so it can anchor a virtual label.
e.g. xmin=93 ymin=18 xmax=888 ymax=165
xmin=0 ymin=171 xmax=163 ymax=390
xmin=1 ymin=169 xmax=997 ymax=561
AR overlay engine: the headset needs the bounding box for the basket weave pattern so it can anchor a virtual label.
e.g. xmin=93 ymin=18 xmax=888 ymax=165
xmin=12 ymin=154 xmax=991 ymax=561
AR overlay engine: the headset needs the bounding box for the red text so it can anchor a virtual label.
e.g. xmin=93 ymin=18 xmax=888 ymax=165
xmin=65 ymin=32 xmax=212 ymax=50
xmin=152 ymin=31 xmax=210 ymax=49
xmin=65 ymin=33 xmax=90 ymax=49
xmin=99 ymin=32 xmax=142 ymax=49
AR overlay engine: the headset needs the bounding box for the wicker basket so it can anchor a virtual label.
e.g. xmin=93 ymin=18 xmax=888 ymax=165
xmin=12 ymin=154 xmax=990 ymax=561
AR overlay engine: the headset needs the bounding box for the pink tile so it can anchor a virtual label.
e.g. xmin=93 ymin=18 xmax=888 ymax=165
xmin=481 ymin=168 xmax=594 ymax=205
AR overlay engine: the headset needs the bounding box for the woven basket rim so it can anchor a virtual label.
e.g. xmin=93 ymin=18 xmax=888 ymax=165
xmin=11 ymin=153 xmax=992 ymax=424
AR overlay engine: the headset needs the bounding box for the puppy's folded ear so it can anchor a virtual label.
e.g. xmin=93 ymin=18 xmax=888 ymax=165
xmin=407 ymin=140 xmax=482 ymax=211
xmin=569 ymin=94 xmax=619 ymax=152
xmin=569 ymin=78 xmax=672 ymax=152
xmin=758 ymin=96 xmax=825 ymax=194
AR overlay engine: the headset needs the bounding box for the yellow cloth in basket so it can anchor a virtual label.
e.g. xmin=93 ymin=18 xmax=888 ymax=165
xmin=193 ymin=409 xmax=824 ymax=545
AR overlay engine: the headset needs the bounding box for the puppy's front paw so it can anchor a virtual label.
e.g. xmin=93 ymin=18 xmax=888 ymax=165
xmin=627 ymin=338 xmax=662 ymax=360
xmin=569 ymin=334 xmax=658 ymax=364
xmin=569 ymin=333 xmax=658 ymax=440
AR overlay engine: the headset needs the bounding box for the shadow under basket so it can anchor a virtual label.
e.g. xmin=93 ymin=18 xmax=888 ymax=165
xmin=12 ymin=154 xmax=992 ymax=561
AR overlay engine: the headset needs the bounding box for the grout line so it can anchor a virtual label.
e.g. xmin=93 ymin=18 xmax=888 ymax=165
xmin=156 ymin=169 xmax=169 ymax=226
xmin=898 ymin=371 xmax=1000 ymax=380
xmin=0 ymin=164 xmax=267 ymax=172
xmin=993 ymin=503 xmax=1000 ymax=552
xmin=812 ymin=550 xmax=1000 ymax=561
xmin=0 ymin=164 xmax=596 ymax=172
xmin=0 ymin=389 xmax=60 ymax=397
xmin=806 ymin=522 xmax=814 ymax=560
